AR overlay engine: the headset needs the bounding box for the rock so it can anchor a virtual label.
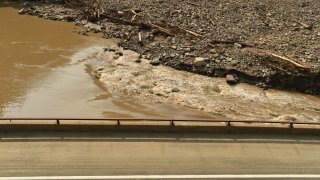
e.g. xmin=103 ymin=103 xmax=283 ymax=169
xmin=234 ymin=43 xmax=242 ymax=48
xmin=226 ymin=74 xmax=239 ymax=84
xmin=231 ymin=59 xmax=239 ymax=65
xmin=183 ymin=47 xmax=191 ymax=52
xmin=194 ymin=57 xmax=207 ymax=67
xmin=18 ymin=8 xmax=27 ymax=15
xmin=172 ymin=87 xmax=180 ymax=93
xmin=116 ymin=52 xmax=123 ymax=56
xmin=171 ymin=45 xmax=177 ymax=49
xmin=134 ymin=59 xmax=142 ymax=63
xmin=209 ymin=49 xmax=216 ymax=53
xmin=226 ymin=57 xmax=233 ymax=62
xmin=212 ymin=53 xmax=219 ymax=58
xmin=48 ymin=16 xmax=58 ymax=21
xmin=84 ymin=23 xmax=102 ymax=33
xmin=64 ymin=15 xmax=76 ymax=22
xmin=113 ymin=54 xmax=120 ymax=60
xmin=104 ymin=48 xmax=116 ymax=52
xmin=256 ymin=82 xmax=268 ymax=90
xmin=292 ymin=27 xmax=300 ymax=31
xmin=212 ymin=85 xmax=221 ymax=93
xmin=117 ymin=11 xmax=124 ymax=16
xmin=300 ymin=2 xmax=309 ymax=7
xmin=303 ymin=30 xmax=311 ymax=35
xmin=170 ymin=53 xmax=176 ymax=58
xmin=184 ymin=52 xmax=194 ymax=57
xmin=317 ymin=32 xmax=320 ymax=37
xmin=81 ymin=31 xmax=88 ymax=36
xmin=150 ymin=57 xmax=160 ymax=66
xmin=93 ymin=71 xmax=101 ymax=79
xmin=150 ymin=42 xmax=159 ymax=47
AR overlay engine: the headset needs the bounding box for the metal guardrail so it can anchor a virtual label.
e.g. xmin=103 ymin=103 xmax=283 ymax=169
xmin=0 ymin=118 xmax=320 ymax=128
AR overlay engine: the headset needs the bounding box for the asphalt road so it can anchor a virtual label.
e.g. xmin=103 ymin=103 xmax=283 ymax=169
xmin=0 ymin=132 xmax=320 ymax=179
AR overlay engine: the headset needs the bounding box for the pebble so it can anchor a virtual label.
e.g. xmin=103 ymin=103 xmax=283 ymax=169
xmin=183 ymin=47 xmax=191 ymax=52
xmin=194 ymin=57 xmax=207 ymax=67
xmin=171 ymin=45 xmax=177 ymax=49
xmin=234 ymin=43 xmax=242 ymax=48
xmin=212 ymin=85 xmax=221 ymax=93
xmin=117 ymin=11 xmax=124 ymax=16
xmin=226 ymin=74 xmax=239 ymax=84
xmin=150 ymin=57 xmax=160 ymax=66
xmin=209 ymin=49 xmax=216 ymax=53
xmin=172 ymin=87 xmax=180 ymax=93
xmin=231 ymin=60 xmax=239 ymax=66
xmin=18 ymin=8 xmax=27 ymax=15
xmin=212 ymin=53 xmax=219 ymax=58
xmin=226 ymin=57 xmax=233 ymax=62
xmin=184 ymin=53 xmax=193 ymax=57
xmin=134 ymin=59 xmax=142 ymax=63
xmin=116 ymin=52 xmax=123 ymax=56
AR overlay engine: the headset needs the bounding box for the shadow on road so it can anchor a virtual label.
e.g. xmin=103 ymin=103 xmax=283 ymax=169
xmin=0 ymin=131 xmax=319 ymax=145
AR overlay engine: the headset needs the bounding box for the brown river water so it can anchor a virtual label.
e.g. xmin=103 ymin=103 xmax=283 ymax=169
xmin=0 ymin=3 xmax=319 ymax=120
xmin=0 ymin=4 xmax=214 ymax=119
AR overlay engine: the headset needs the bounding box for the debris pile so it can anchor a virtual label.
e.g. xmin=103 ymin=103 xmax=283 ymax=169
xmin=20 ymin=0 xmax=320 ymax=94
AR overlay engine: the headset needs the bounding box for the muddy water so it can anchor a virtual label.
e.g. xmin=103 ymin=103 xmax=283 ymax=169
xmin=0 ymin=5 xmax=214 ymax=119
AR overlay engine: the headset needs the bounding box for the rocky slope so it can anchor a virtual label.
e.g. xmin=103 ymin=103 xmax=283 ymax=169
xmin=18 ymin=0 xmax=320 ymax=94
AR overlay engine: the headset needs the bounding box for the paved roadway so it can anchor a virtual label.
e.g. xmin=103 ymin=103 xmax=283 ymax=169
xmin=0 ymin=132 xmax=320 ymax=179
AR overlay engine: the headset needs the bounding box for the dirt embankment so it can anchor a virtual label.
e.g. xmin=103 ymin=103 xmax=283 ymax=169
xmin=18 ymin=0 xmax=320 ymax=95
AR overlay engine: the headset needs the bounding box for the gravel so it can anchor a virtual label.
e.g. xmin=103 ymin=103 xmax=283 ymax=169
xmin=20 ymin=0 xmax=320 ymax=94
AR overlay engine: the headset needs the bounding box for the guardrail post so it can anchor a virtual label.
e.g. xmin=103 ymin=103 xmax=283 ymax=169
xmin=57 ymin=119 xmax=60 ymax=125
xmin=117 ymin=120 xmax=120 ymax=126
xmin=170 ymin=120 xmax=175 ymax=127
xmin=226 ymin=121 xmax=231 ymax=127
xmin=289 ymin=123 xmax=294 ymax=129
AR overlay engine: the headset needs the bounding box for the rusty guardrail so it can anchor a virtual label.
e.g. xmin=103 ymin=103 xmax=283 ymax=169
xmin=0 ymin=118 xmax=320 ymax=128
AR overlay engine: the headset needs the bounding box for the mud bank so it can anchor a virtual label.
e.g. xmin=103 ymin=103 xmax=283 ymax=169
xmin=92 ymin=46 xmax=320 ymax=121
xmin=18 ymin=0 xmax=320 ymax=95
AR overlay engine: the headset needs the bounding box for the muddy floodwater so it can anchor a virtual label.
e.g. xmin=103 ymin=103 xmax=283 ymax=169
xmin=0 ymin=5 xmax=214 ymax=119
xmin=0 ymin=3 xmax=319 ymax=121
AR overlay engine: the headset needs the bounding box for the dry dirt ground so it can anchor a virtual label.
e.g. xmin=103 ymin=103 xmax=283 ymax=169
xmin=19 ymin=0 xmax=320 ymax=94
